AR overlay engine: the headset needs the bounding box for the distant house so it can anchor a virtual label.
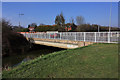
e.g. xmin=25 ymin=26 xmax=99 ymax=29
xmin=28 ymin=23 xmax=37 ymax=32
xmin=65 ymin=23 xmax=77 ymax=31
xmin=65 ymin=25 xmax=72 ymax=31
xmin=28 ymin=27 xmax=35 ymax=32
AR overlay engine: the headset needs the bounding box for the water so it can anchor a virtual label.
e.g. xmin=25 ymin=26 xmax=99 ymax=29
xmin=2 ymin=44 xmax=65 ymax=68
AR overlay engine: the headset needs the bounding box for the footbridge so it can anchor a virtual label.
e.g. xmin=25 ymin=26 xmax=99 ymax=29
xmin=21 ymin=32 xmax=119 ymax=49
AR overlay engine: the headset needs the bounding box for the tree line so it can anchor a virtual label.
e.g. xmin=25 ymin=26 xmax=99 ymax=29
xmin=12 ymin=12 xmax=120 ymax=32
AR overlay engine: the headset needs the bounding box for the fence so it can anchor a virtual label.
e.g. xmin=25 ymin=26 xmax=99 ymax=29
xmin=21 ymin=32 xmax=120 ymax=43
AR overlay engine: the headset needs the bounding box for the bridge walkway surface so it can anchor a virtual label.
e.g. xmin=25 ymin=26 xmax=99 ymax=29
xmin=30 ymin=38 xmax=94 ymax=49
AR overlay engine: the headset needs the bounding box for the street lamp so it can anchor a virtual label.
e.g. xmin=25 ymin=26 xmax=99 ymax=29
xmin=18 ymin=13 xmax=24 ymax=27
xmin=108 ymin=2 xmax=112 ymax=43
xmin=109 ymin=2 xmax=112 ymax=32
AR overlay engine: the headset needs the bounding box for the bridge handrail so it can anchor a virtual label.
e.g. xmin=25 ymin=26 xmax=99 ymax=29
xmin=21 ymin=32 xmax=120 ymax=43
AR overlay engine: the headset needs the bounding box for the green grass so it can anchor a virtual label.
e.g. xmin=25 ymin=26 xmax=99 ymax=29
xmin=3 ymin=43 xmax=118 ymax=78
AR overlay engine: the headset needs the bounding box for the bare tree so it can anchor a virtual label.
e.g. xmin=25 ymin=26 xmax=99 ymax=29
xmin=39 ymin=23 xmax=45 ymax=26
xmin=76 ymin=16 xmax=85 ymax=25
xmin=70 ymin=17 xmax=74 ymax=24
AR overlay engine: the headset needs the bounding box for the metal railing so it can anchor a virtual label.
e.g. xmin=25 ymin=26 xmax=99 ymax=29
xmin=21 ymin=32 xmax=120 ymax=43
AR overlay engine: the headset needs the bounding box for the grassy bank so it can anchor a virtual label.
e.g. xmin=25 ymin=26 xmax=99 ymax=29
xmin=3 ymin=43 xmax=118 ymax=78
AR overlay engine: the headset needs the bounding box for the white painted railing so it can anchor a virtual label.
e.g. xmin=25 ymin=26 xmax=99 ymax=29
xmin=21 ymin=32 xmax=120 ymax=43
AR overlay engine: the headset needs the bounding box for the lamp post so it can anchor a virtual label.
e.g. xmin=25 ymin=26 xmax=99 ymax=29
xmin=108 ymin=2 xmax=112 ymax=43
xmin=18 ymin=13 xmax=24 ymax=27
xmin=109 ymin=2 xmax=112 ymax=32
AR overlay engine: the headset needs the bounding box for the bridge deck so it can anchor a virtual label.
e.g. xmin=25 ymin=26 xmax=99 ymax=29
xmin=34 ymin=40 xmax=78 ymax=49
xmin=23 ymin=32 xmax=119 ymax=49
xmin=31 ymin=38 xmax=94 ymax=49
xmin=23 ymin=32 xmax=119 ymax=43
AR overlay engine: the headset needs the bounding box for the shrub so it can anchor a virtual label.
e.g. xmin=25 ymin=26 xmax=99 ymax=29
xmin=2 ymin=19 xmax=30 ymax=56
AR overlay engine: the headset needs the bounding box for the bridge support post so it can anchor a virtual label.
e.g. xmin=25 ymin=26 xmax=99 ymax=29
xmin=49 ymin=33 xmax=50 ymax=39
xmin=84 ymin=32 xmax=86 ymax=42
xmin=78 ymin=41 xmax=85 ymax=47
xmin=75 ymin=32 xmax=76 ymax=41
xmin=30 ymin=33 xmax=32 ymax=38
xmin=117 ymin=32 xmax=119 ymax=37
xmin=95 ymin=32 xmax=96 ymax=42
xmin=54 ymin=33 xmax=55 ymax=39
xmin=108 ymin=32 xmax=110 ymax=43
xmin=78 ymin=41 xmax=94 ymax=47
xmin=60 ymin=33 xmax=61 ymax=40
xmin=84 ymin=42 xmax=85 ymax=46
xmin=37 ymin=33 xmax=38 ymax=38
